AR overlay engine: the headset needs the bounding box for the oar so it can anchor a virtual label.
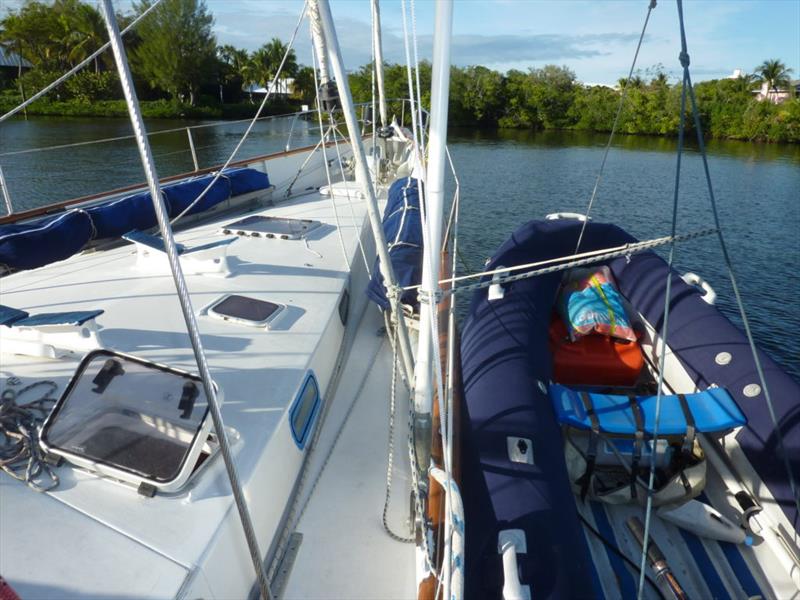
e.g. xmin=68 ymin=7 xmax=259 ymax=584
xmin=627 ymin=516 xmax=688 ymax=600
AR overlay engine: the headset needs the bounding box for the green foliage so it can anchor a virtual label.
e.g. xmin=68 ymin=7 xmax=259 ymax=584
xmin=292 ymin=66 xmax=316 ymax=103
xmin=0 ymin=0 xmax=109 ymax=72
xmin=249 ymin=38 xmax=298 ymax=87
xmin=131 ymin=0 xmax=217 ymax=105
xmin=754 ymin=59 xmax=793 ymax=94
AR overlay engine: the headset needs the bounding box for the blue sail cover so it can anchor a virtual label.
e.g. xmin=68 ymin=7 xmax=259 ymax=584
xmin=0 ymin=167 xmax=270 ymax=272
xmin=366 ymin=177 xmax=423 ymax=310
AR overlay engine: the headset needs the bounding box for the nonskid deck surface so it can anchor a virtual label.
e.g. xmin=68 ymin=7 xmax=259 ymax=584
xmin=281 ymin=308 xmax=417 ymax=600
xmin=0 ymin=186 xmax=384 ymax=598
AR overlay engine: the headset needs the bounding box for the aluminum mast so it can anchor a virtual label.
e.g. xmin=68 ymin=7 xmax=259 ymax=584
xmin=311 ymin=0 xmax=415 ymax=385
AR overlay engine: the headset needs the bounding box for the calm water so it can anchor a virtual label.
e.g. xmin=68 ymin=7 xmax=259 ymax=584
xmin=1 ymin=118 xmax=798 ymax=379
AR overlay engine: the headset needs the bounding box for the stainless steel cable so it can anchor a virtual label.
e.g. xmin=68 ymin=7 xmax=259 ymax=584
xmin=98 ymin=3 xmax=272 ymax=598
xmin=636 ymin=56 xmax=688 ymax=600
xmin=678 ymin=0 xmax=800 ymax=533
xmin=169 ymin=1 xmax=308 ymax=227
xmin=575 ymin=0 xmax=657 ymax=254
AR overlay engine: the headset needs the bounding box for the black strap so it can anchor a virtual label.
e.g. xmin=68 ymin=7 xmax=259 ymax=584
xmin=578 ymin=391 xmax=601 ymax=501
xmin=676 ymin=393 xmax=696 ymax=456
xmin=628 ymin=394 xmax=644 ymax=499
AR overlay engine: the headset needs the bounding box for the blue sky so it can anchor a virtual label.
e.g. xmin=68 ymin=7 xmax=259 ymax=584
xmin=206 ymin=0 xmax=800 ymax=84
xmin=1 ymin=0 xmax=798 ymax=85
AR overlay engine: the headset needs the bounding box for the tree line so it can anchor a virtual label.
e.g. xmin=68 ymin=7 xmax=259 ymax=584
xmin=1 ymin=0 xmax=797 ymax=142
xmin=349 ymin=60 xmax=798 ymax=143
xmin=0 ymin=0 xmax=315 ymax=108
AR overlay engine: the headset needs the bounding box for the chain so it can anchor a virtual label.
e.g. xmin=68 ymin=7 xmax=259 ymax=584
xmin=0 ymin=379 xmax=59 ymax=492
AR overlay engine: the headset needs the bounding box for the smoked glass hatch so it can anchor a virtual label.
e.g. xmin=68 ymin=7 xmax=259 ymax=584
xmin=41 ymin=350 xmax=210 ymax=484
xmin=207 ymin=294 xmax=284 ymax=327
xmin=221 ymin=215 xmax=322 ymax=239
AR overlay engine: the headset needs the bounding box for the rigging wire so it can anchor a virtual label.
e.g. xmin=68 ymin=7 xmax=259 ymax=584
xmin=0 ymin=0 xmax=165 ymax=125
xmin=637 ymin=21 xmax=688 ymax=600
xmin=328 ymin=119 xmax=373 ymax=276
xmin=97 ymin=3 xmax=273 ymax=598
xmin=678 ymin=0 xmax=800 ymax=536
xmin=574 ymin=0 xmax=657 ymax=254
xmin=169 ymin=0 xmax=309 ymax=226
xmin=404 ymin=227 xmax=718 ymax=297
xmin=310 ymin=41 xmax=350 ymax=271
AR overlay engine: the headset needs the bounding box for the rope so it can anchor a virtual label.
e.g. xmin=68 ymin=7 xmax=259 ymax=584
xmin=0 ymin=0 xmax=165 ymax=125
xmin=169 ymin=1 xmax=308 ymax=227
xmin=382 ymin=320 xmax=415 ymax=543
xmin=0 ymin=380 xmax=59 ymax=492
xmin=575 ymin=0 xmax=657 ymax=254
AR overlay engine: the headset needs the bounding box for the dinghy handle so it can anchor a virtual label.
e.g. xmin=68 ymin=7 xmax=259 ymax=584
xmin=545 ymin=212 xmax=591 ymax=222
xmin=681 ymin=272 xmax=717 ymax=305
xmin=498 ymin=529 xmax=531 ymax=600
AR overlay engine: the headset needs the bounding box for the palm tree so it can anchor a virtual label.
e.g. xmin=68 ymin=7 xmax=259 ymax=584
xmin=250 ymin=38 xmax=298 ymax=88
xmin=754 ymin=59 xmax=793 ymax=95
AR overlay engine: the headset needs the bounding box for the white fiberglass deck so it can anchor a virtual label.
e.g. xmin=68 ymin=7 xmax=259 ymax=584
xmin=0 ymin=183 xmax=405 ymax=598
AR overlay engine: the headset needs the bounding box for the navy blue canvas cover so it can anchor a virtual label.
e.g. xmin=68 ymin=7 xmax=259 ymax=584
xmin=367 ymin=177 xmax=423 ymax=310
xmin=222 ymin=167 xmax=271 ymax=196
xmin=87 ymin=190 xmax=164 ymax=239
xmin=163 ymin=175 xmax=230 ymax=217
xmin=0 ymin=167 xmax=271 ymax=271
xmin=0 ymin=210 xmax=93 ymax=271
xmin=461 ymin=218 xmax=798 ymax=599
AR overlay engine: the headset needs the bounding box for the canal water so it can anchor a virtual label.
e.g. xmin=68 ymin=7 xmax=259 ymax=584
xmin=1 ymin=117 xmax=798 ymax=378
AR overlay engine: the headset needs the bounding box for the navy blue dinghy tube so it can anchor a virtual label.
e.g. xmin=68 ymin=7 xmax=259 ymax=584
xmin=460 ymin=220 xmax=631 ymax=599
xmin=461 ymin=219 xmax=800 ymax=599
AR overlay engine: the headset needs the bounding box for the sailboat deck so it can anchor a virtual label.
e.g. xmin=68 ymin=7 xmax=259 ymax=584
xmin=0 ymin=187 xmax=383 ymax=598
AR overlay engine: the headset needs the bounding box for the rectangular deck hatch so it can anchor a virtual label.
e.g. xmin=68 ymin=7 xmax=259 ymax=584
xmin=40 ymin=349 xmax=217 ymax=493
xmin=221 ymin=215 xmax=322 ymax=240
xmin=207 ymin=294 xmax=285 ymax=328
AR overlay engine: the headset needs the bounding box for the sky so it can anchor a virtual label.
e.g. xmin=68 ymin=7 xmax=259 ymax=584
xmin=1 ymin=0 xmax=798 ymax=85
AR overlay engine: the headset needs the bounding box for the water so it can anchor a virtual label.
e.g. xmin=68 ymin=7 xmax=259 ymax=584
xmin=1 ymin=119 xmax=798 ymax=379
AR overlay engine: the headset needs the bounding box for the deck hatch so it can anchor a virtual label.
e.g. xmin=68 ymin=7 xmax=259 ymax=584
xmin=40 ymin=349 xmax=216 ymax=492
xmin=207 ymin=294 xmax=284 ymax=328
xmin=221 ymin=215 xmax=322 ymax=240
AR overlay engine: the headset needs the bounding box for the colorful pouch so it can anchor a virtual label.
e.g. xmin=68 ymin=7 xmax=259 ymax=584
xmin=558 ymin=266 xmax=637 ymax=342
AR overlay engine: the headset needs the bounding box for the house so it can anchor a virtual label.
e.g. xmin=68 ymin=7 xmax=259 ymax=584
xmin=0 ymin=47 xmax=32 ymax=87
xmin=753 ymin=79 xmax=800 ymax=104
xmin=243 ymin=78 xmax=295 ymax=98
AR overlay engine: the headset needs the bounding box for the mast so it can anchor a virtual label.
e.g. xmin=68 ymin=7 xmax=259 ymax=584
xmin=311 ymin=0 xmax=416 ymax=385
xmin=370 ymin=0 xmax=388 ymax=126
xmin=98 ymin=3 xmax=272 ymax=599
xmin=307 ymin=0 xmax=331 ymax=86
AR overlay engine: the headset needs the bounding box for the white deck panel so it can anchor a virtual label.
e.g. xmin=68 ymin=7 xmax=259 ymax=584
xmin=0 ymin=184 xmax=384 ymax=597
xmin=283 ymin=307 xmax=417 ymax=600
